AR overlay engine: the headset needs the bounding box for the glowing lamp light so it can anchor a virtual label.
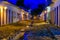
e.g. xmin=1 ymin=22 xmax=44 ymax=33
xmin=44 ymin=11 xmax=47 ymax=13
xmin=4 ymin=7 xmax=7 ymax=9
xmin=46 ymin=6 xmax=51 ymax=12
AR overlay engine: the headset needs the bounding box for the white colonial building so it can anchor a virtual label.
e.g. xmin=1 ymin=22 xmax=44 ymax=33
xmin=50 ymin=0 xmax=60 ymax=26
xmin=0 ymin=1 xmax=31 ymax=26
xmin=39 ymin=0 xmax=60 ymax=26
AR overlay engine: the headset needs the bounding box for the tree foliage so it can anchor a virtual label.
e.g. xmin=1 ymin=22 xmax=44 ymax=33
xmin=31 ymin=4 xmax=45 ymax=16
xmin=16 ymin=0 xmax=24 ymax=6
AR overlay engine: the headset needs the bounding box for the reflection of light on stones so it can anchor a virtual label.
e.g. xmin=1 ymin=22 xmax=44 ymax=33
xmin=21 ymin=29 xmax=25 ymax=32
xmin=26 ymin=26 xmax=29 ymax=28
xmin=2 ymin=38 xmax=7 ymax=40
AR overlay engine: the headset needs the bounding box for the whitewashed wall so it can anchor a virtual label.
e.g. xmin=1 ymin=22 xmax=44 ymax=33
xmin=0 ymin=1 xmax=30 ymax=26
xmin=50 ymin=0 xmax=60 ymax=26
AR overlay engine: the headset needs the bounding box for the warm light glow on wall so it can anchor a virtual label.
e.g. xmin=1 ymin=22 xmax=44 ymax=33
xmin=21 ymin=9 xmax=24 ymax=20
xmin=26 ymin=13 xmax=28 ymax=20
xmin=40 ymin=12 xmax=45 ymax=21
xmin=0 ymin=6 xmax=7 ymax=25
xmin=0 ymin=6 xmax=3 ymax=25
xmin=0 ymin=6 xmax=3 ymax=12
xmin=4 ymin=7 xmax=7 ymax=9
xmin=4 ymin=7 xmax=7 ymax=24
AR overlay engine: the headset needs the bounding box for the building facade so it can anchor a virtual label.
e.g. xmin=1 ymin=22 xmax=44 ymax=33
xmin=0 ymin=1 xmax=31 ymax=26
xmin=50 ymin=0 xmax=60 ymax=26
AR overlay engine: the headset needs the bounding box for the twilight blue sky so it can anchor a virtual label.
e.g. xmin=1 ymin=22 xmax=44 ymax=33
xmin=7 ymin=0 xmax=52 ymax=10
xmin=24 ymin=0 xmax=46 ymax=9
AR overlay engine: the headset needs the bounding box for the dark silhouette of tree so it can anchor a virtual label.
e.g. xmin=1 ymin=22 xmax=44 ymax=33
xmin=16 ymin=0 xmax=30 ymax=10
xmin=30 ymin=4 xmax=45 ymax=20
xmin=47 ymin=0 xmax=52 ymax=6
xmin=31 ymin=4 xmax=45 ymax=16
xmin=16 ymin=0 xmax=24 ymax=6
xmin=4 ymin=0 xmax=7 ymax=1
